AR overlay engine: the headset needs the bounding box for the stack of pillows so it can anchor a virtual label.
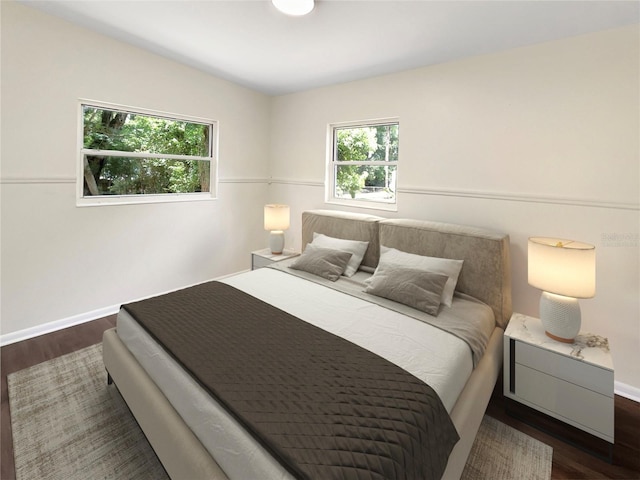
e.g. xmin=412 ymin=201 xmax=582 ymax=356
xmin=290 ymin=233 xmax=463 ymax=316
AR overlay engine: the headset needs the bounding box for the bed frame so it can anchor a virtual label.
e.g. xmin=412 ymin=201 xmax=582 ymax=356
xmin=103 ymin=210 xmax=511 ymax=479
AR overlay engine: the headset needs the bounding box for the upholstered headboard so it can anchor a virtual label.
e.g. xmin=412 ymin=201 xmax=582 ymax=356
xmin=300 ymin=210 xmax=512 ymax=328
xmin=301 ymin=210 xmax=383 ymax=270
xmin=378 ymin=219 xmax=512 ymax=328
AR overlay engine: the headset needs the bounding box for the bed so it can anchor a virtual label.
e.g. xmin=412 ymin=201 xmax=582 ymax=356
xmin=102 ymin=209 xmax=512 ymax=480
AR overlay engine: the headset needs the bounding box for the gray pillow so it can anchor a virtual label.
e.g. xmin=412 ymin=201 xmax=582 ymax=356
xmin=310 ymin=233 xmax=369 ymax=277
xmin=290 ymin=245 xmax=353 ymax=281
xmin=364 ymin=263 xmax=449 ymax=316
xmin=378 ymin=246 xmax=463 ymax=307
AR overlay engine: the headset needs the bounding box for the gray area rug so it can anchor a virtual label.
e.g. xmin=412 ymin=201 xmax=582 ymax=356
xmin=8 ymin=343 xmax=552 ymax=480
xmin=461 ymin=415 xmax=553 ymax=480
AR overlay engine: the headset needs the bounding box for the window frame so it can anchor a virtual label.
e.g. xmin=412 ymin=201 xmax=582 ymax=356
xmin=326 ymin=118 xmax=399 ymax=211
xmin=77 ymin=99 xmax=218 ymax=207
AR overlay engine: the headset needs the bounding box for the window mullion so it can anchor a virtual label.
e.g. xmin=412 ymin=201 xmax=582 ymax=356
xmin=81 ymin=149 xmax=211 ymax=162
xmin=334 ymin=160 xmax=398 ymax=167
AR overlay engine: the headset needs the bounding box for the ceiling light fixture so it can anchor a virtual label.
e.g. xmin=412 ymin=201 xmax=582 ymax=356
xmin=272 ymin=0 xmax=314 ymax=16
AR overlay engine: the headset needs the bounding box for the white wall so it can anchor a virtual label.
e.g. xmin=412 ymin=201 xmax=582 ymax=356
xmin=1 ymin=2 xmax=271 ymax=339
xmin=268 ymin=25 xmax=640 ymax=392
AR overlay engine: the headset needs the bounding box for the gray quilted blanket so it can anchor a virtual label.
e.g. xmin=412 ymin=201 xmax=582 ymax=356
xmin=123 ymin=281 xmax=459 ymax=480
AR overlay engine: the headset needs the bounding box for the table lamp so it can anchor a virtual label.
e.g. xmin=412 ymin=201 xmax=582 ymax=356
xmin=264 ymin=204 xmax=290 ymax=254
xmin=528 ymin=237 xmax=596 ymax=343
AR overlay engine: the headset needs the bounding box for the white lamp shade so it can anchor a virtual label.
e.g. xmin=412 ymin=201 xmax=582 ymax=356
xmin=528 ymin=237 xmax=595 ymax=299
xmin=264 ymin=204 xmax=290 ymax=232
xmin=271 ymin=0 xmax=314 ymax=16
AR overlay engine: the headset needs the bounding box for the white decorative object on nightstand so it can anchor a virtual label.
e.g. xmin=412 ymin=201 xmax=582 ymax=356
xmin=251 ymin=248 xmax=298 ymax=270
xmin=504 ymin=313 xmax=614 ymax=446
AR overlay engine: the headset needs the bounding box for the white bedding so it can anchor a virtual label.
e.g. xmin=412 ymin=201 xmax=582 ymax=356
xmin=117 ymin=267 xmax=476 ymax=480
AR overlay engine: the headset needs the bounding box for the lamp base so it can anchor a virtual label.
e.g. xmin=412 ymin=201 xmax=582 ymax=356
xmin=269 ymin=230 xmax=285 ymax=255
xmin=539 ymin=291 xmax=581 ymax=343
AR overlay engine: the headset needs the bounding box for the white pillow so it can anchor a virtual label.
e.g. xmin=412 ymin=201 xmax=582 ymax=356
xmin=376 ymin=246 xmax=463 ymax=307
xmin=310 ymin=233 xmax=369 ymax=277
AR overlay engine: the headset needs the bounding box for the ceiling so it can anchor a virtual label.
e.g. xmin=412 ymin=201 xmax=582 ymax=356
xmin=19 ymin=0 xmax=640 ymax=96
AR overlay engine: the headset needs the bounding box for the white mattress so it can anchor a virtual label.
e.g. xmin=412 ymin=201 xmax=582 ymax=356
xmin=116 ymin=267 xmax=474 ymax=480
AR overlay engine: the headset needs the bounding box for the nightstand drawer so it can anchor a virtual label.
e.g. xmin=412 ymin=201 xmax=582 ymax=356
xmin=515 ymin=364 xmax=614 ymax=440
xmin=516 ymin=341 xmax=612 ymax=397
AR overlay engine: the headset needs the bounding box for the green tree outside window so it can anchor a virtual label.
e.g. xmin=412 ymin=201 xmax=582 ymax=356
xmin=333 ymin=122 xmax=398 ymax=203
xmin=82 ymin=104 xmax=212 ymax=197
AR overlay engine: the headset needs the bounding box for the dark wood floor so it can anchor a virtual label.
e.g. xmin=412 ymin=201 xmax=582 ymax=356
xmin=1 ymin=316 xmax=639 ymax=479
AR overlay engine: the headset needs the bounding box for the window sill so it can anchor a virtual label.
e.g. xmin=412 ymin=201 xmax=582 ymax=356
xmin=76 ymin=192 xmax=217 ymax=207
xmin=325 ymin=198 xmax=398 ymax=212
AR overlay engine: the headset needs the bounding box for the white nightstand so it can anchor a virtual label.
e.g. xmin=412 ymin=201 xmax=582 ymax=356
xmin=504 ymin=313 xmax=614 ymax=451
xmin=251 ymin=248 xmax=298 ymax=270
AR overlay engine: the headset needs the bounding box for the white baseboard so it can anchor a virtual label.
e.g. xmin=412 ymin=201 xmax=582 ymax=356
xmin=615 ymin=381 xmax=640 ymax=403
xmin=0 ymin=305 xmax=120 ymax=347
xmin=0 ymin=273 xmax=248 ymax=348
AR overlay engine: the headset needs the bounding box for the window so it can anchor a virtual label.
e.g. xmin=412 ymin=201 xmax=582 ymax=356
xmin=328 ymin=120 xmax=399 ymax=209
xmin=78 ymin=101 xmax=216 ymax=205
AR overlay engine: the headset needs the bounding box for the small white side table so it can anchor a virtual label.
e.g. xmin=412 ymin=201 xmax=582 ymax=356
xmin=251 ymin=248 xmax=298 ymax=270
xmin=504 ymin=313 xmax=614 ymax=457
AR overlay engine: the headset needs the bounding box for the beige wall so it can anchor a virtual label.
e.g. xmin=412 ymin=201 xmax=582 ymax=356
xmin=268 ymin=25 xmax=640 ymax=392
xmin=1 ymin=2 xmax=271 ymax=338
